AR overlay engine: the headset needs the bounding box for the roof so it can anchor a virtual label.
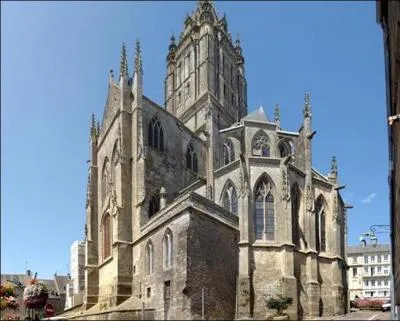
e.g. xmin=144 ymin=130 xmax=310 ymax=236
xmin=243 ymin=106 xmax=269 ymax=122
xmin=347 ymin=244 xmax=391 ymax=255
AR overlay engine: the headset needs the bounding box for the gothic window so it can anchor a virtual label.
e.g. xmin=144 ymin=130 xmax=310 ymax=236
xmin=315 ymin=196 xmax=326 ymax=252
xmin=230 ymin=65 xmax=233 ymax=84
xmin=278 ymin=140 xmax=293 ymax=158
xmin=254 ymin=177 xmax=275 ymax=241
xmin=291 ymin=184 xmax=301 ymax=246
xmin=146 ymin=241 xmax=154 ymax=275
xmin=148 ymin=117 xmax=164 ymax=151
xmin=101 ymin=158 xmax=111 ymax=205
xmin=102 ymin=213 xmax=111 ymax=260
xmin=222 ymin=183 xmax=238 ymax=215
xmin=223 ymin=139 xmax=235 ymax=165
xmin=186 ymin=143 xmax=198 ymax=173
xmin=149 ymin=191 xmax=160 ymax=218
xmin=252 ymin=131 xmax=270 ymax=157
xmin=223 ymin=83 xmax=227 ymax=98
xmin=163 ymin=229 xmax=173 ymax=269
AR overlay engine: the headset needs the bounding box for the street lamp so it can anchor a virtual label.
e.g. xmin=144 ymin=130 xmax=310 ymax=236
xmin=359 ymin=225 xmax=390 ymax=247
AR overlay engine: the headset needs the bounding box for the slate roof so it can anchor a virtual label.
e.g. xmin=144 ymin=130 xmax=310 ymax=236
xmin=242 ymin=106 xmax=269 ymax=122
xmin=347 ymin=244 xmax=391 ymax=254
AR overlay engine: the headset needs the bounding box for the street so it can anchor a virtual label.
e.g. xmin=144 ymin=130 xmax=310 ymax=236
xmin=305 ymin=310 xmax=392 ymax=320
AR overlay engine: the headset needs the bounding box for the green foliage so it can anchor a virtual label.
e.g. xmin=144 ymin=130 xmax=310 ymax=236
xmin=266 ymin=295 xmax=293 ymax=316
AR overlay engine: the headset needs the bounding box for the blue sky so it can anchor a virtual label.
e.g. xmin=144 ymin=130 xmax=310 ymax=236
xmin=1 ymin=1 xmax=390 ymax=279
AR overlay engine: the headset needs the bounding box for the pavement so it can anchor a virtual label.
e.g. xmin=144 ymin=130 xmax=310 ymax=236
xmin=304 ymin=310 xmax=391 ymax=320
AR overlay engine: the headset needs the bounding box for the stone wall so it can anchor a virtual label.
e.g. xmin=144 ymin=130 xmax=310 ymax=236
xmin=187 ymin=209 xmax=239 ymax=320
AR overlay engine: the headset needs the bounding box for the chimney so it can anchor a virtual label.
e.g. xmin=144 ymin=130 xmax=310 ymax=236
xmin=26 ymin=269 xmax=31 ymax=277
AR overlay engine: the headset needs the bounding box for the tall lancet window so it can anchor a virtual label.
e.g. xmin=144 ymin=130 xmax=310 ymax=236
xmin=148 ymin=116 xmax=164 ymax=151
xmin=222 ymin=183 xmax=238 ymax=215
xmin=186 ymin=143 xmax=198 ymax=173
xmin=291 ymin=184 xmax=301 ymax=246
xmin=149 ymin=191 xmax=161 ymax=218
xmin=146 ymin=241 xmax=154 ymax=275
xmin=223 ymin=139 xmax=235 ymax=165
xmin=102 ymin=213 xmax=111 ymax=260
xmin=163 ymin=229 xmax=173 ymax=269
xmin=315 ymin=196 xmax=326 ymax=252
xmin=254 ymin=177 xmax=275 ymax=241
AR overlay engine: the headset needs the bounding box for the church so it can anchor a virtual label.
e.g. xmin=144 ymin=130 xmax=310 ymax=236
xmin=73 ymin=1 xmax=349 ymax=320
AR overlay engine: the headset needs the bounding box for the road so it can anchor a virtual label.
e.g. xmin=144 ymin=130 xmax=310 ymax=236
xmin=305 ymin=310 xmax=391 ymax=320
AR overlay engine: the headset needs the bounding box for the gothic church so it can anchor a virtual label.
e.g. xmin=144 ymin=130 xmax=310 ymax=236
xmin=75 ymin=1 xmax=349 ymax=320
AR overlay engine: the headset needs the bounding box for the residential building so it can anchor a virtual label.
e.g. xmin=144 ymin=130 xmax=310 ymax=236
xmin=347 ymin=244 xmax=391 ymax=299
xmin=65 ymin=240 xmax=85 ymax=310
xmin=376 ymin=0 xmax=400 ymax=319
xmin=63 ymin=1 xmax=349 ymax=320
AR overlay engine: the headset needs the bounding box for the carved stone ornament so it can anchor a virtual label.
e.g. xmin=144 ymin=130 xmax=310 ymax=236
xmin=332 ymin=193 xmax=341 ymax=224
xmin=306 ymin=185 xmax=314 ymax=212
xmin=253 ymin=133 xmax=269 ymax=150
xmin=281 ymin=168 xmax=290 ymax=206
xmin=204 ymin=99 xmax=214 ymax=120
xmin=110 ymin=189 xmax=119 ymax=217
xmin=240 ymin=180 xmax=250 ymax=198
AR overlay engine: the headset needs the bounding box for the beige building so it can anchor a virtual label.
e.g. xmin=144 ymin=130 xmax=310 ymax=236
xmin=347 ymin=244 xmax=391 ymax=300
xmin=64 ymin=1 xmax=349 ymax=320
xmin=65 ymin=240 xmax=85 ymax=310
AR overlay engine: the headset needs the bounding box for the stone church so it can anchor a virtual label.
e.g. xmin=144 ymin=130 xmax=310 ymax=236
xmin=74 ymin=1 xmax=349 ymax=320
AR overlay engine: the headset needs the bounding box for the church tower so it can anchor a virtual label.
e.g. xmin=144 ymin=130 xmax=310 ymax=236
xmin=165 ymin=0 xmax=247 ymax=132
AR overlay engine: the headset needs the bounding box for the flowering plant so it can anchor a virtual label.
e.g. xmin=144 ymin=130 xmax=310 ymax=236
xmin=23 ymin=279 xmax=49 ymax=309
xmin=0 ymin=283 xmax=19 ymax=310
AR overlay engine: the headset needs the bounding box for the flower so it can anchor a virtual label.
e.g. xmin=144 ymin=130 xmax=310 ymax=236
xmin=23 ymin=281 xmax=49 ymax=309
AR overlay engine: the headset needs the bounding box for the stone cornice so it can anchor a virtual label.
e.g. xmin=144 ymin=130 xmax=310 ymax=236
xmin=214 ymin=159 xmax=240 ymax=178
xmin=248 ymin=157 xmax=281 ymax=167
xmin=312 ymin=177 xmax=334 ymax=190
xmin=288 ymin=163 xmax=306 ymax=177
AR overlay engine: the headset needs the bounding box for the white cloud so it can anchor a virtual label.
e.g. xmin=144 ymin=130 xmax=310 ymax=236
xmin=361 ymin=193 xmax=377 ymax=204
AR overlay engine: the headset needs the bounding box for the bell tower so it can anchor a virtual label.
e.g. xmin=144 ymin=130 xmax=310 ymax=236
xmin=164 ymin=0 xmax=247 ymax=132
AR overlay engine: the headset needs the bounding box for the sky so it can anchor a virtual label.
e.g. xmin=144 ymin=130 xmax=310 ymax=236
xmin=1 ymin=1 xmax=390 ymax=279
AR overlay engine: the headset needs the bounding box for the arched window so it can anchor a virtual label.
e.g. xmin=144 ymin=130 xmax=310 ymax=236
xmin=254 ymin=177 xmax=275 ymax=241
xmin=186 ymin=143 xmax=198 ymax=173
xmin=149 ymin=191 xmax=160 ymax=218
xmin=252 ymin=131 xmax=270 ymax=157
xmin=315 ymin=196 xmax=326 ymax=252
xmin=101 ymin=158 xmax=111 ymax=205
xmin=163 ymin=229 xmax=173 ymax=269
xmin=223 ymin=139 xmax=235 ymax=165
xmin=291 ymin=184 xmax=301 ymax=246
xmin=146 ymin=241 xmax=154 ymax=275
xmin=278 ymin=140 xmax=293 ymax=158
xmin=222 ymin=183 xmax=238 ymax=215
xmin=102 ymin=213 xmax=111 ymax=260
xmin=148 ymin=117 xmax=164 ymax=151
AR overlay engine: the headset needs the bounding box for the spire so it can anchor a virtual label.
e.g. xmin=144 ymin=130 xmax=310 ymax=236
xmin=303 ymin=92 xmax=311 ymax=118
xmin=135 ymin=39 xmax=143 ymax=74
xmin=331 ymin=156 xmax=338 ymax=174
xmin=120 ymin=42 xmax=128 ymax=79
xmin=274 ymin=104 xmax=280 ymax=123
xmin=235 ymin=33 xmax=244 ymax=64
xmin=167 ymin=32 xmax=177 ymax=63
xmin=90 ymin=113 xmax=96 ymax=138
xmin=96 ymin=121 xmax=100 ymax=136
xmin=109 ymin=69 xmax=114 ymax=83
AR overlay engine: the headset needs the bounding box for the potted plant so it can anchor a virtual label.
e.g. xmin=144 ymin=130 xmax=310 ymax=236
xmin=266 ymin=295 xmax=293 ymax=320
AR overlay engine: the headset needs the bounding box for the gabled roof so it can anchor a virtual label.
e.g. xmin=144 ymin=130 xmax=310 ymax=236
xmin=242 ymin=106 xmax=269 ymax=122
